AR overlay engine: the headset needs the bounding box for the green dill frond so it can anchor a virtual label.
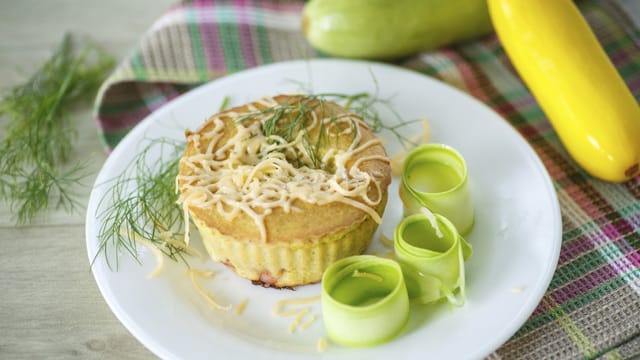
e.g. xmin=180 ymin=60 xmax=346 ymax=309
xmin=236 ymin=92 xmax=420 ymax=170
xmin=0 ymin=33 xmax=114 ymax=223
xmin=94 ymin=138 xmax=187 ymax=269
xmin=218 ymin=96 xmax=231 ymax=112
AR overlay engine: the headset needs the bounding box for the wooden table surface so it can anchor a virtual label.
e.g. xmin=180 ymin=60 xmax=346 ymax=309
xmin=0 ymin=1 xmax=173 ymax=358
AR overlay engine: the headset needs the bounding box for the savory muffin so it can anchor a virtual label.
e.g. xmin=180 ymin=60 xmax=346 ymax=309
xmin=177 ymin=95 xmax=391 ymax=287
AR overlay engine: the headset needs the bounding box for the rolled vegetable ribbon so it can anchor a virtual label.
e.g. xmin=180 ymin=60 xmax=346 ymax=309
xmin=394 ymin=210 xmax=472 ymax=305
xmin=321 ymin=255 xmax=410 ymax=347
xmin=399 ymin=143 xmax=475 ymax=235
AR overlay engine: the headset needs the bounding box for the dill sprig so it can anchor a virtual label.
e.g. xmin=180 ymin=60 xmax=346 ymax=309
xmin=237 ymin=96 xmax=341 ymax=169
xmin=238 ymin=92 xmax=420 ymax=169
xmin=94 ymin=138 xmax=187 ymax=269
xmin=322 ymin=91 xmax=421 ymax=147
xmin=0 ymin=34 xmax=114 ymax=223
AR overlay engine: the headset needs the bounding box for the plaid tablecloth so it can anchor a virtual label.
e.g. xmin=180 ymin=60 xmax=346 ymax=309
xmin=94 ymin=0 xmax=640 ymax=358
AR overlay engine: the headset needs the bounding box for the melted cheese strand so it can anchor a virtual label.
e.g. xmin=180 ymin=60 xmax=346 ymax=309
xmin=236 ymin=298 xmax=248 ymax=315
xmin=188 ymin=270 xmax=232 ymax=311
xmin=288 ymin=307 xmax=310 ymax=334
xmin=300 ymin=314 xmax=317 ymax=330
xmin=274 ymin=308 xmax=301 ymax=317
xmin=272 ymin=295 xmax=321 ymax=315
xmin=182 ymin=202 xmax=191 ymax=245
xmin=317 ymin=337 xmax=328 ymax=352
xmin=130 ymin=233 xmax=164 ymax=279
xmin=189 ymin=269 xmax=216 ymax=278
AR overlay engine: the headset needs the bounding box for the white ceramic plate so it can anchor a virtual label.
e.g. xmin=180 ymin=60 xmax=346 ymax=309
xmin=86 ymin=59 xmax=562 ymax=360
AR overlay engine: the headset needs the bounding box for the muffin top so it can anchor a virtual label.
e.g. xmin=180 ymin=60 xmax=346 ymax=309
xmin=177 ymin=95 xmax=391 ymax=243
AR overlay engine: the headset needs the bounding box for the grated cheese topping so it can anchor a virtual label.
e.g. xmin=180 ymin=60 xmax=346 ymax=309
xmin=177 ymin=96 xmax=388 ymax=242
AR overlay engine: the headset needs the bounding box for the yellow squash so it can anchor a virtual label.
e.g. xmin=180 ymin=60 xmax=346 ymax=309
xmin=488 ymin=0 xmax=640 ymax=182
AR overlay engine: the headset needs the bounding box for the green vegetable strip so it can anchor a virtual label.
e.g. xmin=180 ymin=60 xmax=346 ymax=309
xmin=321 ymin=255 xmax=409 ymax=347
xmin=394 ymin=212 xmax=472 ymax=305
xmin=319 ymin=211 xmax=472 ymax=348
xmin=399 ymin=143 xmax=475 ymax=235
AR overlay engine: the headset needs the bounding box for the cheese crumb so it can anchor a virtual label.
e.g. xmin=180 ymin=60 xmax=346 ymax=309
xmin=300 ymin=315 xmax=317 ymax=330
xmin=130 ymin=233 xmax=164 ymax=279
xmin=272 ymin=296 xmax=321 ymax=334
xmin=272 ymin=295 xmax=321 ymax=316
xmin=317 ymin=337 xmax=328 ymax=352
xmin=236 ymin=298 xmax=248 ymax=315
xmin=188 ymin=270 xmax=232 ymax=311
